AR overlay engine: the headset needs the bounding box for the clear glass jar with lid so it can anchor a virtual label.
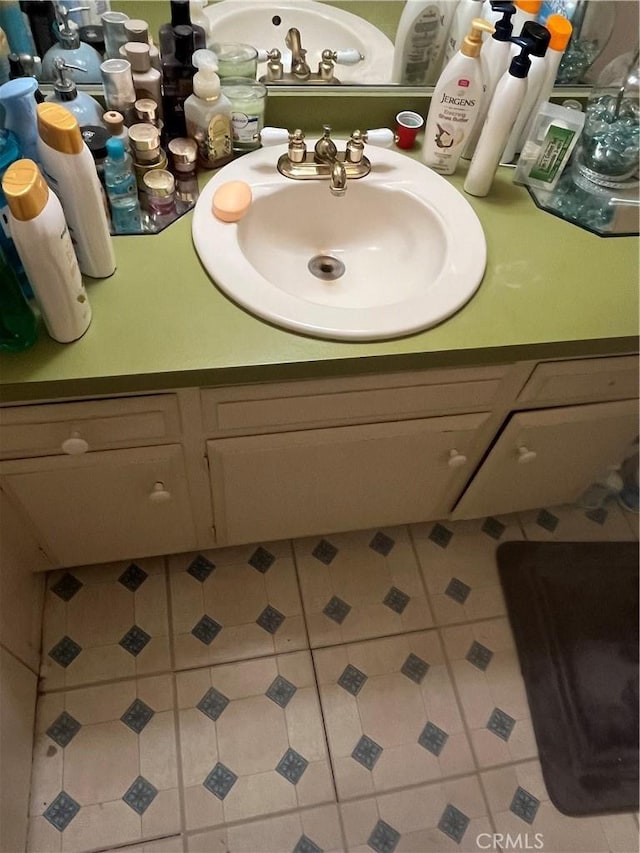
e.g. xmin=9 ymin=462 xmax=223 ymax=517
xmin=220 ymin=77 xmax=267 ymax=153
xmin=143 ymin=168 xmax=177 ymax=230
xmin=578 ymin=49 xmax=639 ymax=182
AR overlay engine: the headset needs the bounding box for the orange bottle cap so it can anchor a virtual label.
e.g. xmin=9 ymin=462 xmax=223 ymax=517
xmin=516 ymin=0 xmax=542 ymax=13
xmin=546 ymin=14 xmax=573 ymax=51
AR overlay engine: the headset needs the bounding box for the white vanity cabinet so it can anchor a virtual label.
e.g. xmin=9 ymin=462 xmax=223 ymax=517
xmin=452 ymin=398 xmax=639 ymax=519
xmin=200 ymin=365 xmax=513 ymax=545
xmin=0 ymin=395 xmax=199 ymax=567
xmin=0 ymin=355 xmax=637 ymax=568
xmin=453 ymin=355 xmax=639 ymax=518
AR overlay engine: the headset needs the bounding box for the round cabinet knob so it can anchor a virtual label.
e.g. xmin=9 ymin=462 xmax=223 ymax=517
xmin=61 ymin=431 xmax=89 ymax=455
xmin=517 ymin=446 xmax=537 ymax=464
xmin=149 ymin=481 xmax=171 ymax=503
xmin=448 ymin=449 xmax=467 ymax=468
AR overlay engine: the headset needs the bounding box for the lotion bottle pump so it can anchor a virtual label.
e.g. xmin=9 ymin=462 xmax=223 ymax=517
xmin=184 ymin=49 xmax=233 ymax=169
xmin=422 ymin=18 xmax=494 ymax=175
xmin=502 ymin=20 xmax=550 ymax=162
xmin=511 ymin=0 xmax=542 ymax=35
xmin=464 ymin=35 xmax=534 ymax=196
xmin=463 ymin=1 xmax=517 ymax=159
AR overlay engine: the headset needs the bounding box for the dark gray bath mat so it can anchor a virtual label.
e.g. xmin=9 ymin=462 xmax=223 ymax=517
xmin=496 ymin=540 xmax=639 ymax=816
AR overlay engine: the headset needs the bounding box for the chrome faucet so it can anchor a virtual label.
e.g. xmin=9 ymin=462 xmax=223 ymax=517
xmin=274 ymin=126 xmax=376 ymax=196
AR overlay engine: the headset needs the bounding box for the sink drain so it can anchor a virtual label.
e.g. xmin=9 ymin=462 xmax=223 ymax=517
xmin=308 ymin=254 xmax=345 ymax=281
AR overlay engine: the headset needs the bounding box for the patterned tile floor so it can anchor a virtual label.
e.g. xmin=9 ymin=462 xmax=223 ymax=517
xmin=29 ymin=503 xmax=638 ymax=853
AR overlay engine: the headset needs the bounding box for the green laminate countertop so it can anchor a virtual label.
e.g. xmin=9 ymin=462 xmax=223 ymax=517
xmin=1 ymin=154 xmax=638 ymax=403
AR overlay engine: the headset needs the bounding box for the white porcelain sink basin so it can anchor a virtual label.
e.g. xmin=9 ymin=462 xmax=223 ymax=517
xmin=192 ymin=145 xmax=487 ymax=341
xmin=204 ymin=0 xmax=394 ymax=83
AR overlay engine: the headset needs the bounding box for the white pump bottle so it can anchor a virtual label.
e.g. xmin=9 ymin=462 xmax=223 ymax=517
xmin=464 ymin=38 xmax=533 ymax=197
xmin=422 ymin=17 xmax=493 ymax=175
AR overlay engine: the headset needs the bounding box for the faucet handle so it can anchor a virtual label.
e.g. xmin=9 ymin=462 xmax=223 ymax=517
xmin=315 ymin=125 xmax=338 ymax=161
xmin=331 ymin=48 xmax=364 ymax=66
xmin=363 ymin=128 xmax=395 ymax=148
xmin=260 ymin=127 xmax=291 ymax=146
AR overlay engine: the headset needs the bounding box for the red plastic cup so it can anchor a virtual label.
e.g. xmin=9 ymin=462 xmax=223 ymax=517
xmin=395 ymin=110 xmax=424 ymax=149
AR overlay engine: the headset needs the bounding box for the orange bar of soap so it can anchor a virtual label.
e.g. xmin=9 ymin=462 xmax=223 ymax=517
xmin=212 ymin=181 xmax=253 ymax=222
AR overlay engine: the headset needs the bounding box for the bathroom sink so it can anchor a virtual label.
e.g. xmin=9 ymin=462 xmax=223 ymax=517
xmin=192 ymin=144 xmax=487 ymax=341
xmin=204 ymin=0 xmax=394 ymax=83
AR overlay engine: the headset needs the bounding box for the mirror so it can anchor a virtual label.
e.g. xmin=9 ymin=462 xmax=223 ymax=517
xmin=4 ymin=0 xmax=638 ymax=89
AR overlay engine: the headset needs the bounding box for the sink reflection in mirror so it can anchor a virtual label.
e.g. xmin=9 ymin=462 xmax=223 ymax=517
xmin=192 ymin=140 xmax=487 ymax=341
xmin=204 ymin=0 xmax=394 ymax=83
xmin=19 ymin=0 xmax=638 ymax=88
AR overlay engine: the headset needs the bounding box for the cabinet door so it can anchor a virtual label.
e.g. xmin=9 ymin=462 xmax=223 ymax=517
xmin=0 ymin=445 xmax=198 ymax=567
xmin=453 ymin=399 xmax=639 ymax=519
xmin=207 ymin=414 xmax=489 ymax=545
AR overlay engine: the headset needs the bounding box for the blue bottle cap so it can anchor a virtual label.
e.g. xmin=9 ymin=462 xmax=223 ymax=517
xmin=105 ymin=135 xmax=126 ymax=160
xmin=0 ymin=76 xmax=38 ymax=102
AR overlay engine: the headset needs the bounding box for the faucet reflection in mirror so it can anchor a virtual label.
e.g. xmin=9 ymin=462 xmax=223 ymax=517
xmin=258 ymin=26 xmax=364 ymax=84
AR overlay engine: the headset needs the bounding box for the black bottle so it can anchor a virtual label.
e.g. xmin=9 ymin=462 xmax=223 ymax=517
xmin=159 ymin=0 xmax=206 ymax=57
xmin=21 ymin=1 xmax=57 ymax=58
xmin=161 ymin=25 xmax=196 ymax=140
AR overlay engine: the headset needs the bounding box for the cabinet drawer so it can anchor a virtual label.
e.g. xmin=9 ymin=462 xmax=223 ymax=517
xmin=0 ymin=395 xmax=181 ymax=459
xmin=0 ymin=444 xmax=197 ymax=566
xmin=518 ymin=356 xmax=639 ymax=406
xmin=202 ymin=366 xmax=507 ymax=435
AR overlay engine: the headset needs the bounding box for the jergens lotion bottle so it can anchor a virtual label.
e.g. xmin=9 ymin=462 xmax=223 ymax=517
xmin=422 ymin=18 xmax=493 ymax=175
xmin=36 ymin=102 xmax=116 ymax=278
xmin=2 ymin=159 xmax=91 ymax=342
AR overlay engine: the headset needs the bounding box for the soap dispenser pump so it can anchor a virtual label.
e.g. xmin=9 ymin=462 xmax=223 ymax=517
xmin=41 ymin=4 xmax=103 ymax=84
xmin=45 ymin=56 xmax=105 ymax=126
xmin=464 ymin=34 xmax=535 ymax=196
xmin=464 ymin=1 xmax=518 ymax=158
xmin=184 ymin=49 xmax=233 ymax=169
